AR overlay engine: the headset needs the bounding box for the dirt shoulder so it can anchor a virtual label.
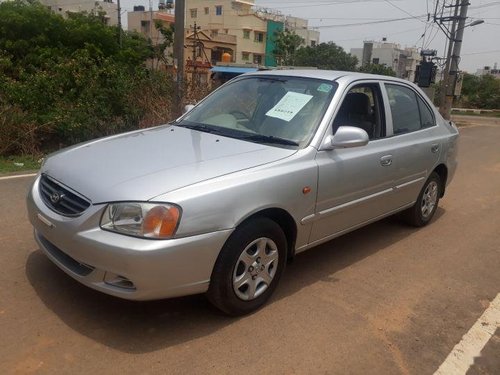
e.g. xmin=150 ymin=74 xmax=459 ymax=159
xmin=451 ymin=114 xmax=500 ymax=127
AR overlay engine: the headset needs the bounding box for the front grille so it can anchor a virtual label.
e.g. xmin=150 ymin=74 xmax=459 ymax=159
xmin=39 ymin=174 xmax=91 ymax=216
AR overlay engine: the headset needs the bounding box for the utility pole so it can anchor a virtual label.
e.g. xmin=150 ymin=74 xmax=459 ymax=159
xmin=191 ymin=22 xmax=201 ymax=85
xmin=117 ymin=0 xmax=122 ymax=47
xmin=439 ymin=0 xmax=459 ymax=112
xmin=174 ymin=0 xmax=186 ymax=113
xmin=440 ymin=0 xmax=469 ymax=119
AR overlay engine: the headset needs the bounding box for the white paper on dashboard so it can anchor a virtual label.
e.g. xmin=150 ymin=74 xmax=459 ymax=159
xmin=265 ymin=92 xmax=313 ymax=122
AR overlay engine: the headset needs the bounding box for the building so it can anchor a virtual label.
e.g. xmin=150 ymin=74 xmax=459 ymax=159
xmin=128 ymin=8 xmax=176 ymax=70
xmin=41 ymin=0 xmax=118 ymax=25
xmin=128 ymin=1 xmax=319 ymax=83
xmin=186 ymin=0 xmax=268 ymax=65
xmin=128 ymin=7 xmax=175 ymax=46
xmin=186 ymin=0 xmax=319 ymax=66
xmin=350 ymin=39 xmax=421 ymax=81
xmin=476 ymin=63 xmax=500 ymax=79
xmin=284 ymin=16 xmax=320 ymax=47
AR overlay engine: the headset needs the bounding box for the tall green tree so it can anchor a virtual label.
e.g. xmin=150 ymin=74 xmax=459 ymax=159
xmin=294 ymin=42 xmax=358 ymax=71
xmin=273 ymin=29 xmax=304 ymax=66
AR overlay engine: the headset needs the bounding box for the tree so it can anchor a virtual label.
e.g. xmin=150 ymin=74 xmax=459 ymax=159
xmin=294 ymin=42 xmax=358 ymax=71
xmin=273 ymin=29 xmax=304 ymax=66
xmin=0 ymin=0 xmax=176 ymax=156
xmin=151 ymin=20 xmax=174 ymax=69
xmin=359 ymin=63 xmax=396 ymax=77
xmin=459 ymin=73 xmax=500 ymax=109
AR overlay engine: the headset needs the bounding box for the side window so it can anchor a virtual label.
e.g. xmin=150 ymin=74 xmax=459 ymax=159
xmin=386 ymin=84 xmax=421 ymax=135
xmin=417 ymin=95 xmax=435 ymax=128
xmin=333 ymin=83 xmax=385 ymax=140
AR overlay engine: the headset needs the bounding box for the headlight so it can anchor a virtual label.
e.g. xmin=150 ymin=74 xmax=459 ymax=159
xmin=100 ymin=202 xmax=181 ymax=239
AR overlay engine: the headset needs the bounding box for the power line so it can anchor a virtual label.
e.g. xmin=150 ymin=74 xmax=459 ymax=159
xmin=383 ymin=0 xmax=427 ymax=23
xmin=312 ymin=15 xmax=427 ymax=28
xmin=256 ymin=0 xmax=406 ymax=10
xmin=462 ymin=49 xmax=500 ymax=55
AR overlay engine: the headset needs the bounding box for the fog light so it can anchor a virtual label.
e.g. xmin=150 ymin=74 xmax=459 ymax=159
xmin=104 ymin=272 xmax=136 ymax=290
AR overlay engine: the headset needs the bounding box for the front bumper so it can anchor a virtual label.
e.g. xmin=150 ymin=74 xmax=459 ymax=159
xmin=27 ymin=176 xmax=232 ymax=301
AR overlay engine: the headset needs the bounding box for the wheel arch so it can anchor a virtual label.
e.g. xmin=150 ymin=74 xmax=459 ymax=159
xmin=236 ymin=208 xmax=298 ymax=261
xmin=433 ymin=164 xmax=448 ymax=197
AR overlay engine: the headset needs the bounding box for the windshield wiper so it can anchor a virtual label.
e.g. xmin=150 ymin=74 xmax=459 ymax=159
xmin=175 ymin=123 xmax=219 ymax=134
xmin=239 ymin=134 xmax=299 ymax=146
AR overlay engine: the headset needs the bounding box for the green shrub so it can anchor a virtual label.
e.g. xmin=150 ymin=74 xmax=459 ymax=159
xmin=0 ymin=0 xmax=177 ymax=156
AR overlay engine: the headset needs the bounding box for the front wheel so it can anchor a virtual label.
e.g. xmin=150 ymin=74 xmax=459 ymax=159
xmin=207 ymin=217 xmax=287 ymax=316
xmin=402 ymin=172 xmax=441 ymax=227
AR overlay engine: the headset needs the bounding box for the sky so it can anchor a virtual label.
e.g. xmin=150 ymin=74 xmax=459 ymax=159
xmin=120 ymin=0 xmax=500 ymax=73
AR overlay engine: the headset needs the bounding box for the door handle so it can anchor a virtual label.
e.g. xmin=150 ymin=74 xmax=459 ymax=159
xmin=380 ymin=155 xmax=393 ymax=166
xmin=431 ymin=143 xmax=440 ymax=153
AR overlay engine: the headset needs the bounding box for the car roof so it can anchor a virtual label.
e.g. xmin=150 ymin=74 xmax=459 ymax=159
xmin=246 ymin=69 xmax=411 ymax=85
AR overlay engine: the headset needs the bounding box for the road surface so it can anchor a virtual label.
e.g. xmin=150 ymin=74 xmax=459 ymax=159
xmin=1 ymin=122 xmax=499 ymax=374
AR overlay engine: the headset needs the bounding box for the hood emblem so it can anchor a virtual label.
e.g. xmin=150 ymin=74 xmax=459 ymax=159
xmin=50 ymin=191 xmax=64 ymax=204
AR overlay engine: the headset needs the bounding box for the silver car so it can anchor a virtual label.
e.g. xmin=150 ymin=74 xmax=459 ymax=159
xmin=27 ymin=70 xmax=459 ymax=315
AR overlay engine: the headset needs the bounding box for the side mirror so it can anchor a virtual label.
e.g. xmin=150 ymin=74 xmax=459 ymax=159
xmin=183 ymin=104 xmax=195 ymax=114
xmin=321 ymin=126 xmax=369 ymax=150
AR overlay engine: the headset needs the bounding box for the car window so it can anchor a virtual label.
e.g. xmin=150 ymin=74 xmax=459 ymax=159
xmin=417 ymin=95 xmax=435 ymax=128
xmin=386 ymin=84 xmax=422 ymax=135
xmin=333 ymin=83 xmax=385 ymax=140
xmin=181 ymin=77 xmax=338 ymax=147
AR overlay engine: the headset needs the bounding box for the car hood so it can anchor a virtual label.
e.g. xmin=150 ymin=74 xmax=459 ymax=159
xmin=42 ymin=125 xmax=296 ymax=203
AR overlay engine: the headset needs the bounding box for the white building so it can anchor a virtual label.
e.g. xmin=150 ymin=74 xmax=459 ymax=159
xmin=41 ymin=0 xmax=118 ymax=26
xmin=284 ymin=16 xmax=320 ymax=47
xmin=350 ymin=39 xmax=421 ymax=81
xmin=476 ymin=63 xmax=500 ymax=79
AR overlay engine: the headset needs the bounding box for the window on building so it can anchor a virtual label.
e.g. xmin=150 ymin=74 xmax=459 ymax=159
xmin=254 ymin=32 xmax=264 ymax=43
xmin=190 ymin=8 xmax=197 ymax=18
xmin=204 ymin=7 xmax=209 ymax=15
xmin=311 ymin=40 xmax=316 ymax=47
xmin=141 ymin=20 xmax=150 ymax=34
xmin=242 ymin=52 xmax=250 ymax=61
xmin=243 ymin=30 xmax=250 ymax=39
xmin=372 ymin=58 xmax=380 ymax=64
xmin=224 ymin=29 xmax=229 ymax=34
xmin=215 ymin=5 xmax=223 ymax=15
xmin=253 ymin=54 xmax=263 ymax=64
xmin=211 ymin=29 xmax=219 ymax=38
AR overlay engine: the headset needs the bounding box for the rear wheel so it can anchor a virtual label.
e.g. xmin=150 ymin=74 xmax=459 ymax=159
xmin=402 ymin=172 xmax=441 ymax=227
xmin=207 ymin=217 xmax=287 ymax=316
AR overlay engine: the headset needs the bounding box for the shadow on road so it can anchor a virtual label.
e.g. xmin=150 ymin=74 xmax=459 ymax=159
xmin=25 ymin=209 xmax=445 ymax=354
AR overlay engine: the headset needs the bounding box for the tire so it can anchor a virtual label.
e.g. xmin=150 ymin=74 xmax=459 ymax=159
xmin=402 ymin=172 xmax=441 ymax=227
xmin=207 ymin=217 xmax=287 ymax=316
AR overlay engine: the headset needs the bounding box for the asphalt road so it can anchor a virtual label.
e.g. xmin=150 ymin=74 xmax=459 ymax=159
xmin=1 ymin=122 xmax=499 ymax=374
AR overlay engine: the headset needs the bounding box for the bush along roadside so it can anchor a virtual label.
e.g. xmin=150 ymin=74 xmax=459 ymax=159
xmin=0 ymin=1 xmax=178 ymax=158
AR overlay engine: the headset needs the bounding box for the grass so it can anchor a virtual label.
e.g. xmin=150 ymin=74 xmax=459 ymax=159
xmin=0 ymin=155 xmax=41 ymax=175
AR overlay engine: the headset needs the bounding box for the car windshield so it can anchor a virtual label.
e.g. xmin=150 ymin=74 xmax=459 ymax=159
xmin=177 ymin=76 xmax=338 ymax=148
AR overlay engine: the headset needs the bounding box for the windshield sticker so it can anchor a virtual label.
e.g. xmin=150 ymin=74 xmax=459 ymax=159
xmin=317 ymin=83 xmax=333 ymax=93
xmin=265 ymin=92 xmax=313 ymax=122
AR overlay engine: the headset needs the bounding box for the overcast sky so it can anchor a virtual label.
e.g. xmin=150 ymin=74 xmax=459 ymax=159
xmin=121 ymin=0 xmax=500 ymax=73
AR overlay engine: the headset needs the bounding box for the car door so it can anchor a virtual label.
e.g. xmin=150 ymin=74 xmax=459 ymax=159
xmin=308 ymin=82 xmax=403 ymax=244
xmin=382 ymin=82 xmax=441 ymax=207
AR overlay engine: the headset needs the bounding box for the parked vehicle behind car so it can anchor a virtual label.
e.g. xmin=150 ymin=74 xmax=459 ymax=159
xmin=27 ymin=70 xmax=459 ymax=315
